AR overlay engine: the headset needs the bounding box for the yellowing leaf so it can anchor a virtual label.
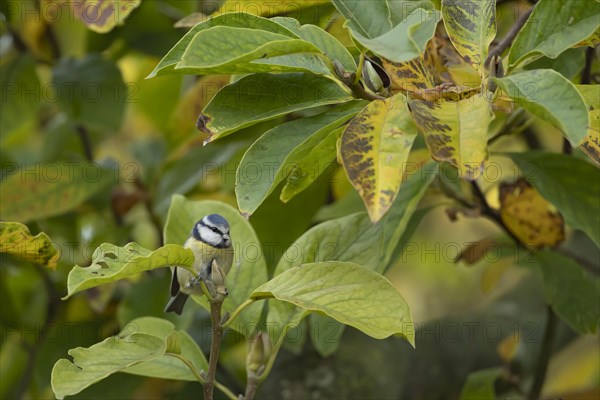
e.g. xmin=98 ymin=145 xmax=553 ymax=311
xmin=576 ymin=85 xmax=600 ymax=165
xmin=382 ymin=54 xmax=437 ymax=94
xmin=216 ymin=0 xmax=330 ymax=17
xmin=340 ymin=93 xmax=419 ymax=222
xmin=497 ymin=330 xmax=520 ymax=363
xmin=481 ymin=258 xmax=511 ymax=294
xmin=70 ymin=0 xmax=140 ymax=33
xmin=499 ymin=179 xmax=565 ymax=249
xmin=409 ymin=93 xmax=491 ymax=180
xmin=542 ymin=336 xmax=600 ymax=399
xmin=0 ymin=222 xmax=58 ymax=268
xmin=442 ymin=0 xmax=496 ymax=74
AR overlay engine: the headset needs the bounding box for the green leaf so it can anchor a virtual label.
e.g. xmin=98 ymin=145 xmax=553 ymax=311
xmin=348 ymin=8 xmax=441 ymax=63
xmin=252 ymin=261 xmax=415 ymax=343
xmin=493 ymin=70 xmax=588 ymax=145
xmin=309 ymin=313 xmax=345 ymax=357
xmin=279 ymin=126 xmax=341 ymax=203
xmin=409 ymin=94 xmax=491 ymax=180
xmin=459 ymin=367 xmax=501 ymax=400
xmin=332 ymin=0 xmax=433 ymax=38
xmin=508 ymin=0 xmax=600 ymax=70
xmin=176 ymin=26 xmax=332 ymax=75
xmin=275 ymin=162 xmax=437 ymax=275
xmin=524 ymin=48 xmax=586 ymax=80
xmin=198 ymin=73 xmax=353 ymax=143
xmin=537 ymin=251 xmax=600 ymax=334
xmin=509 ymin=152 xmax=600 ymax=247
xmin=0 ymin=55 xmax=40 ymax=138
xmin=442 ymin=0 xmax=496 ymax=74
xmin=64 ymin=243 xmax=195 ymax=299
xmin=119 ymin=317 xmax=207 ymax=380
xmin=0 ymin=163 xmax=115 ymax=223
xmin=164 ymin=195 xmax=268 ymax=336
xmin=265 ymin=299 xmax=309 ymax=352
xmin=341 ymin=93 xmax=419 ymax=222
xmin=52 ymin=54 xmax=126 ymax=131
xmin=272 ymin=17 xmax=357 ymax=72
xmin=0 ymin=222 xmax=58 ymax=267
xmin=51 ymin=317 xmax=207 ymax=399
xmin=236 ymin=102 xmax=365 ymax=216
xmin=577 ymin=85 xmax=600 ymax=165
xmin=70 ymin=0 xmax=140 ymax=33
xmin=148 ymin=12 xmax=299 ymax=78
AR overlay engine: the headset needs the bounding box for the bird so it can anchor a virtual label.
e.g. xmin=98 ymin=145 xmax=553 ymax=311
xmin=165 ymin=214 xmax=233 ymax=315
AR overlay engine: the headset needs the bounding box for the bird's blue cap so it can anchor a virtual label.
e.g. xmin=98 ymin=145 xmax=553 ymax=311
xmin=204 ymin=214 xmax=229 ymax=229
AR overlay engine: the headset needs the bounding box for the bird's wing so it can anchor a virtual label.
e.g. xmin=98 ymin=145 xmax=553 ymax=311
xmin=170 ymin=267 xmax=180 ymax=296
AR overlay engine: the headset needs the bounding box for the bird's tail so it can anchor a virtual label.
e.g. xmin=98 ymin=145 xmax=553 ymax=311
xmin=164 ymin=292 xmax=189 ymax=315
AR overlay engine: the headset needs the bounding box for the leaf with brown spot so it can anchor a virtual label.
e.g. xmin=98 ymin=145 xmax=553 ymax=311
xmin=0 ymin=222 xmax=58 ymax=268
xmin=340 ymin=93 xmax=419 ymax=222
xmin=499 ymin=179 xmax=565 ymax=249
xmin=576 ymin=85 xmax=600 ymax=165
xmin=382 ymin=53 xmax=437 ymax=94
xmin=71 ymin=0 xmax=141 ymax=33
xmin=409 ymin=93 xmax=491 ymax=180
xmin=442 ymin=0 xmax=496 ymax=75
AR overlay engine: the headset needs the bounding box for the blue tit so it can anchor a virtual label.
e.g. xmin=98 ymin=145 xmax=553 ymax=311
xmin=165 ymin=214 xmax=233 ymax=315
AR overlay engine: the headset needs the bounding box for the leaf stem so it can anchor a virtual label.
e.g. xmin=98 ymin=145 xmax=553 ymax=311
xmin=165 ymin=353 xmax=205 ymax=383
xmin=165 ymin=353 xmax=238 ymax=400
xmin=257 ymin=328 xmax=288 ymax=383
xmin=222 ymin=298 xmax=257 ymax=329
xmin=354 ymin=52 xmax=365 ymax=86
xmin=204 ymin=299 xmax=224 ymax=400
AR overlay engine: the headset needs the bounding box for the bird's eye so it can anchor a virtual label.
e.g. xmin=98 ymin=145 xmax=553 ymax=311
xmin=211 ymin=227 xmax=219 ymax=233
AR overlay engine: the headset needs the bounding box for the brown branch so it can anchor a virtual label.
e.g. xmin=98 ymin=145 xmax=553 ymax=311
xmin=204 ymin=300 xmax=224 ymax=400
xmin=469 ymin=181 xmax=524 ymax=247
xmin=485 ymin=7 xmax=534 ymax=66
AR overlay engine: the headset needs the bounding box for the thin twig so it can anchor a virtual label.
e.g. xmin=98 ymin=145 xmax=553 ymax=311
xmin=528 ymin=306 xmax=557 ymax=400
xmin=469 ymin=181 xmax=524 ymax=247
xmin=244 ymin=373 xmax=259 ymax=400
xmin=485 ymin=7 xmax=534 ymax=66
xmin=204 ymin=300 xmax=224 ymax=400
xmin=75 ymin=124 xmax=94 ymax=161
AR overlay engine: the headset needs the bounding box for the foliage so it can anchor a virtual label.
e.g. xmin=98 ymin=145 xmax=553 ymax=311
xmin=1 ymin=0 xmax=598 ymax=399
